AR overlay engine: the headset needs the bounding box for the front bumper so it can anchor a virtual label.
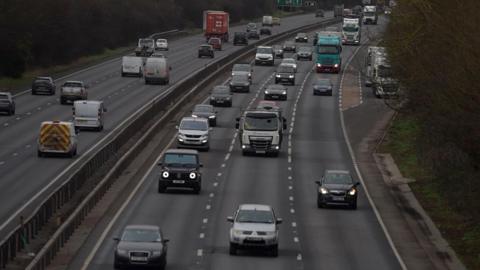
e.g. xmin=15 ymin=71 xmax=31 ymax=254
xmin=313 ymin=88 xmax=332 ymax=96
xmin=264 ymin=93 xmax=287 ymax=100
xmin=114 ymin=253 xmax=165 ymax=268
xmin=318 ymin=193 xmax=357 ymax=206
xmin=241 ymin=144 xmax=279 ymax=155
xmin=275 ymin=77 xmax=294 ymax=84
xmin=316 ymin=65 xmax=340 ymax=73
xmin=230 ymin=234 xmax=278 ymax=248
xmin=61 ymin=95 xmax=85 ymax=103
xmin=177 ymin=138 xmax=209 ymax=149
xmin=230 ymin=85 xmax=250 ymax=92
xmin=255 ymin=59 xmax=274 ymax=65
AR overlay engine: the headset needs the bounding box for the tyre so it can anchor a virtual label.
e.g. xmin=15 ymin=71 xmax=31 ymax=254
xmin=121 ymin=72 xmax=125 ymax=77
xmin=145 ymin=79 xmax=149 ymax=85
xmin=32 ymin=90 xmax=37 ymax=95
xmin=60 ymin=97 xmax=66 ymax=105
xmin=229 ymin=243 xmax=237 ymax=255
xmin=351 ymin=200 xmax=357 ymax=210
xmin=317 ymin=197 xmax=324 ymax=208
xmin=97 ymin=125 xmax=104 ymax=132
xmin=329 ymin=90 xmax=333 ymax=96
xmin=271 ymin=245 xmax=278 ymax=257
xmin=228 ymin=101 xmax=232 ymax=107
xmin=37 ymin=150 xmax=44 ymax=158
xmin=193 ymin=184 xmax=201 ymax=194
xmin=158 ymin=183 xmax=166 ymax=193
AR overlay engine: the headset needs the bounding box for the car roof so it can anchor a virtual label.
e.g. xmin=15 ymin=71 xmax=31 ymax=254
xmin=36 ymin=76 xmax=52 ymax=80
xmin=325 ymin=169 xmax=351 ymax=175
xmin=0 ymin=92 xmax=11 ymax=95
xmin=165 ymin=148 xmax=199 ymax=155
xmin=124 ymin=224 xmax=160 ymax=231
xmin=64 ymin=80 xmax=83 ymax=84
xmin=156 ymin=38 xmax=167 ymax=42
xmin=239 ymin=204 xmax=272 ymax=211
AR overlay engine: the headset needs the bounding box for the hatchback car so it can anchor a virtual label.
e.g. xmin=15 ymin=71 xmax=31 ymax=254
xmin=208 ymin=37 xmax=222 ymax=50
xmin=210 ymin=85 xmax=233 ymax=107
xmin=198 ymin=45 xmax=214 ymax=58
xmin=246 ymin=22 xmax=257 ymax=32
xmin=192 ymin=104 xmax=217 ymax=126
xmin=259 ymin=28 xmax=272 ymax=35
xmin=282 ymin=41 xmax=296 ymax=52
xmin=155 ymin=39 xmax=168 ymax=51
xmin=177 ymin=117 xmax=210 ymax=151
xmin=158 ymin=148 xmax=202 ymax=193
xmin=247 ymin=30 xmax=260 ymax=40
xmin=114 ymin=225 xmax=169 ymax=269
xmin=231 ymin=63 xmax=252 ymax=82
xmin=313 ymin=78 xmax=333 ymax=96
xmin=32 ymin=76 xmax=56 ymax=95
xmin=295 ymin=32 xmax=309 ymax=43
xmin=274 ymin=64 xmax=295 ymax=85
xmin=264 ymin=84 xmax=287 ymax=100
xmin=296 ymin=46 xmax=313 ymax=61
xmin=280 ymin=58 xmax=297 ymax=73
xmin=228 ymin=204 xmax=282 ymax=257
xmin=0 ymin=92 xmax=15 ymax=116
xmin=230 ymin=74 xmax=250 ymax=93
xmin=273 ymin=45 xmax=284 ymax=59
xmin=233 ymin=32 xmax=248 ymax=46
xmin=315 ymin=170 xmax=360 ymax=209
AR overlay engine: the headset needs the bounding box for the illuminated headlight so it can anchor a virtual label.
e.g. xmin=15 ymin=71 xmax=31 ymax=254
xmin=210 ymin=96 xmax=215 ymax=99
xmin=162 ymin=171 xmax=169 ymax=178
xmin=209 ymin=115 xmax=216 ymax=119
xmin=348 ymin=188 xmax=357 ymax=196
xmin=189 ymin=172 xmax=197 ymax=179
xmin=355 ymin=40 xmax=359 ymax=43
xmin=317 ymin=64 xmax=322 ymax=67
xmin=242 ymin=145 xmax=247 ymax=149
xmin=282 ymin=91 xmax=287 ymax=95
xmin=232 ymin=229 xmax=243 ymax=236
xmin=289 ymin=75 xmax=294 ymax=78
xmin=334 ymin=64 xmax=339 ymax=68
xmin=265 ymin=231 xmax=276 ymax=236
xmin=192 ymin=114 xmax=198 ymax=118
xmin=264 ymin=91 xmax=269 ymax=94
xmin=274 ymin=145 xmax=280 ymax=150
xmin=231 ymin=72 xmax=235 ymax=76
xmin=320 ymin=187 xmax=329 ymax=194
xmin=276 ymin=74 xmax=281 ymax=78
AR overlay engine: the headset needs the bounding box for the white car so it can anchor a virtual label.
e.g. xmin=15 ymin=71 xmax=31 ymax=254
xmin=156 ymin=39 xmax=169 ymax=51
xmin=281 ymin=58 xmax=297 ymax=73
xmin=227 ymin=204 xmax=282 ymax=257
xmin=176 ymin=117 xmax=210 ymax=151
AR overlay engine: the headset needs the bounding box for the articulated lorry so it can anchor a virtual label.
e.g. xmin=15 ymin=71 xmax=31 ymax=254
xmin=203 ymin=10 xmax=229 ymax=42
xmin=315 ymin=35 xmax=342 ymax=73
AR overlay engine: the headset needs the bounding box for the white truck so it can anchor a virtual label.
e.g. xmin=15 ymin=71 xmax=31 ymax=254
xmin=368 ymin=50 xmax=399 ymax=98
xmin=342 ymin=17 xmax=361 ymax=45
xmin=364 ymin=46 xmax=386 ymax=86
xmin=363 ymin=5 xmax=378 ymax=24
xmin=262 ymin=15 xmax=273 ymax=27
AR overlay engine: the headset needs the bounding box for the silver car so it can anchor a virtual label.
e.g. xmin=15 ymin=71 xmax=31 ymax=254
xmin=176 ymin=117 xmax=210 ymax=151
xmin=227 ymin=204 xmax=282 ymax=257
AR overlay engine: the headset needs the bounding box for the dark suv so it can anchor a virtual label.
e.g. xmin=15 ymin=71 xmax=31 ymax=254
xmin=198 ymin=45 xmax=214 ymax=58
xmin=233 ymin=32 xmax=248 ymax=46
xmin=158 ymin=149 xmax=202 ymax=194
xmin=0 ymin=92 xmax=15 ymax=116
xmin=315 ymin=170 xmax=360 ymax=209
xmin=32 ymin=76 xmax=56 ymax=95
xmin=274 ymin=64 xmax=295 ymax=85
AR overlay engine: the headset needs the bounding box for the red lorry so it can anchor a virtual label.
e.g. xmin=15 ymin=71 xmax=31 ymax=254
xmin=203 ymin=10 xmax=229 ymax=42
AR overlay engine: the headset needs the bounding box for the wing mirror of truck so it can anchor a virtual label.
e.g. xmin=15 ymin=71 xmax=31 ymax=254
xmin=276 ymin=218 xmax=283 ymax=224
xmin=175 ymin=125 xmax=179 ymax=130
xmin=103 ymin=107 xmax=108 ymax=112
xmin=227 ymin=216 xmax=234 ymax=222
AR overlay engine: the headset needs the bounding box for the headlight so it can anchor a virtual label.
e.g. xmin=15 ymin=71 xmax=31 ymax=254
xmin=231 ymin=72 xmax=234 ymax=76
xmin=226 ymin=96 xmax=231 ymax=100
xmin=320 ymin=187 xmax=329 ymax=194
xmin=152 ymin=250 xmax=163 ymax=256
xmin=208 ymin=115 xmax=216 ymax=119
xmin=282 ymin=91 xmax=287 ymax=95
xmin=162 ymin=171 xmax=169 ymax=178
xmin=334 ymin=64 xmax=339 ymax=68
xmin=210 ymin=96 xmax=215 ymax=99
xmin=232 ymin=229 xmax=243 ymax=236
xmin=289 ymin=75 xmax=294 ymax=78
xmin=192 ymin=114 xmax=198 ymax=118
xmin=189 ymin=172 xmax=197 ymax=179
xmin=317 ymin=64 xmax=322 ymax=67
xmin=264 ymin=91 xmax=269 ymax=94
xmin=276 ymin=74 xmax=281 ymax=78
xmin=348 ymin=188 xmax=357 ymax=196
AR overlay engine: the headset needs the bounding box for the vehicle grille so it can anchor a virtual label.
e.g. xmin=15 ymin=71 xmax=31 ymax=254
xmin=330 ymin=190 xmax=346 ymax=196
xmin=256 ymin=231 xmax=267 ymax=236
xmin=242 ymin=231 xmax=253 ymax=235
xmin=244 ymin=239 xmax=266 ymax=245
xmin=129 ymin=251 xmax=149 ymax=263
xmin=185 ymin=134 xmax=201 ymax=138
xmin=249 ymin=136 xmax=273 ymax=150
xmin=164 ymin=172 xmax=191 ymax=180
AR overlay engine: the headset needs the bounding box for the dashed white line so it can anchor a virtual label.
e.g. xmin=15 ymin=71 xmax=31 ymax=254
xmin=213 ymin=182 xmax=218 ymax=187
xmin=224 ymin=153 xmax=230 ymax=161
xmin=202 ymin=218 xmax=208 ymax=224
xmin=288 ymin=176 xmax=293 ymax=180
xmin=289 ymin=196 xmax=294 ymax=201
xmin=0 ymin=161 xmax=5 ymax=166
xmin=199 ymin=233 xmax=205 ymax=239
xmin=197 ymin=249 xmax=203 ymax=257
xmin=209 ymin=193 xmax=214 ymax=198
xmin=297 ymin=254 xmax=303 ymax=261
xmin=221 ymin=163 xmax=226 ymax=168
xmin=290 ymin=208 xmax=295 ymax=214
xmin=294 ymin=237 xmax=299 ymax=243
xmin=217 ymin=172 xmax=222 ymax=177
xmin=205 ymin=205 xmax=211 ymax=210
xmin=292 ymin=222 xmax=297 ymax=227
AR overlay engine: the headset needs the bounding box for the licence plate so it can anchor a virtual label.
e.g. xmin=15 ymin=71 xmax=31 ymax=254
xmin=272 ymin=95 xmax=279 ymax=99
xmin=332 ymin=197 xmax=345 ymax=201
xmin=247 ymin=237 xmax=262 ymax=241
xmin=236 ymin=86 xmax=242 ymax=89
xmin=173 ymin=180 xmax=185 ymax=184
xmin=131 ymin=256 xmax=147 ymax=261
xmin=256 ymin=150 xmax=266 ymax=154
xmin=217 ymin=100 xmax=224 ymax=103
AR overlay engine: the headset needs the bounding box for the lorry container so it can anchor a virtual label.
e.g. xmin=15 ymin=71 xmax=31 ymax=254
xmin=334 ymin=4 xmax=344 ymax=17
xmin=203 ymin=10 xmax=229 ymax=42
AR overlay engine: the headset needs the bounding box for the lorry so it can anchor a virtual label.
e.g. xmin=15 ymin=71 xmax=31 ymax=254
xmin=37 ymin=121 xmax=78 ymax=157
xmin=236 ymin=107 xmax=287 ymax=157
xmin=363 ymin=5 xmax=378 ymax=24
xmin=342 ymin=17 xmax=361 ymax=45
xmin=364 ymin=46 xmax=386 ymax=86
xmin=366 ymin=48 xmax=399 ymax=98
xmin=334 ymin=4 xmax=344 ymax=17
xmin=315 ymin=35 xmax=342 ymax=73
xmin=203 ymin=10 xmax=229 ymax=42
xmin=262 ymin=15 xmax=273 ymax=27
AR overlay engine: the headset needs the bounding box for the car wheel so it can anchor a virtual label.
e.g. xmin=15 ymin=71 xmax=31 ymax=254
xmin=271 ymin=245 xmax=278 ymax=257
xmin=158 ymin=183 xmax=166 ymax=193
xmin=329 ymin=90 xmax=333 ymax=96
xmin=229 ymin=243 xmax=237 ymax=255
xmin=60 ymin=98 xmax=66 ymax=105
xmin=37 ymin=150 xmax=44 ymax=158
xmin=193 ymin=184 xmax=201 ymax=194
xmin=145 ymin=80 xmax=149 ymax=85
xmin=229 ymin=101 xmax=233 ymax=107
xmin=211 ymin=120 xmax=216 ymax=127
xmin=351 ymin=200 xmax=357 ymax=210
xmin=97 ymin=125 xmax=103 ymax=132
xmin=32 ymin=90 xmax=37 ymax=95
xmin=317 ymin=197 xmax=324 ymax=208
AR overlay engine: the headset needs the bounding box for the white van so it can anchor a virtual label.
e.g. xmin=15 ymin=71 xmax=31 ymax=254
xmin=121 ymin=56 xmax=143 ymax=77
xmin=262 ymin=16 xmax=273 ymax=27
xmin=144 ymin=57 xmax=171 ymax=85
xmin=73 ymin=100 xmax=107 ymax=131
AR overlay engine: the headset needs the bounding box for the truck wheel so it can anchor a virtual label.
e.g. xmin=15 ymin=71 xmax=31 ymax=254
xmin=229 ymin=243 xmax=237 ymax=255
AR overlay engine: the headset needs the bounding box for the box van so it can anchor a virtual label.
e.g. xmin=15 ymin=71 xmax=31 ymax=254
xmin=37 ymin=121 xmax=78 ymax=157
xmin=262 ymin=16 xmax=273 ymax=26
xmin=73 ymin=100 xmax=107 ymax=131
xmin=144 ymin=57 xmax=171 ymax=85
xmin=121 ymin=56 xmax=143 ymax=77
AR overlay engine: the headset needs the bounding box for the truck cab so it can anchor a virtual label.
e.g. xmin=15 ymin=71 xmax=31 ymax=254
xmin=316 ymin=35 xmax=342 ymax=73
xmin=363 ymin=5 xmax=378 ymax=24
xmin=371 ymin=54 xmax=399 ymax=98
xmin=236 ymin=107 xmax=287 ymax=157
xmin=342 ymin=18 xmax=361 ymax=45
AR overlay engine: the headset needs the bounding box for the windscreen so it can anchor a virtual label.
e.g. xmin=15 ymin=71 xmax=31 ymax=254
xmin=325 ymin=173 xmax=353 ymax=185
xmin=213 ymin=87 xmax=229 ymax=95
xmin=75 ymin=104 xmax=98 ymax=117
xmin=232 ymin=75 xmax=248 ymax=83
xmin=163 ymin=153 xmax=197 ymax=167
xmin=180 ymin=120 xmax=208 ymax=131
xmin=364 ymin=12 xmax=375 ymax=16
xmin=317 ymin=45 xmax=340 ymax=54
xmin=244 ymin=113 xmax=278 ymax=131
xmin=0 ymin=95 xmax=9 ymax=103
xmin=140 ymin=39 xmax=154 ymax=48
xmin=277 ymin=66 xmax=294 ymax=73
xmin=63 ymin=82 xmax=82 ymax=87
xmin=343 ymin=24 xmax=359 ymax=32
xmin=233 ymin=65 xmax=250 ymax=72
xmin=194 ymin=105 xmax=212 ymax=113
xmin=257 ymin=47 xmax=272 ymax=54
xmin=121 ymin=229 xmax=161 ymax=242
xmin=236 ymin=210 xmax=274 ymax=224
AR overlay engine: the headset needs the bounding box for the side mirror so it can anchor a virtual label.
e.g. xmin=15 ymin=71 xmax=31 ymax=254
xmin=113 ymin=237 xmax=120 ymax=241
xmin=158 ymin=162 xmax=163 ymax=166
xmin=199 ymin=163 xmax=204 ymax=167
xmin=276 ymin=218 xmax=283 ymax=225
xmin=314 ymin=180 xmax=321 ymax=185
xmin=227 ymin=216 xmax=234 ymax=222
xmin=163 ymin=239 xmax=170 ymax=243
xmin=355 ymin=182 xmax=361 ymax=187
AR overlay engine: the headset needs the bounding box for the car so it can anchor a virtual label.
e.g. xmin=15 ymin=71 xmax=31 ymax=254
xmin=274 ymin=64 xmax=295 ymax=85
xmin=155 ymin=38 xmax=168 ymax=51
xmin=264 ymin=84 xmax=287 ymax=100
xmin=282 ymin=41 xmax=296 ymax=52
xmin=210 ymin=85 xmax=233 ymax=107
xmin=246 ymin=22 xmax=257 ymax=32
xmin=315 ymin=170 xmax=360 ymax=209
xmin=158 ymin=148 xmax=203 ymax=193
xmin=192 ymin=104 xmax=217 ymax=126
xmin=60 ymin=81 xmax=88 ymax=105
xmin=227 ymin=204 xmax=282 ymax=257
xmin=229 ymin=74 xmax=250 ymax=93
xmin=295 ymin=33 xmax=308 ymax=43
xmin=280 ymin=58 xmax=297 ymax=73
xmin=259 ymin=28 xmax=272 ymax=35
xmin=198 ymin=45 xmax=214 ymax=58
xmin=315 ymin=9 xmax=325 ymax=17
xmin=114 ymin=225 xmax=168 ymax=269
xmin=0 ymin=92 xmax=15 ymax=115
xmin=255 ymin=46 xmax=274 ymax=66
xmin=273 ymin=45 xmax=284 ymax=59
xmin=247 ymin=30 xmax=260 ymax=40
xmin=32 ymin=76 xmax=55 ymax=95
xmin=208 ymin=37 xmax=222 ymax=50
xmin=176 ymin=117 xmax=210 ymax=151
xmin=231 ymin=63 xmax=252 ymax=82
xmin=233 ymin=32 xmax=248 ymax=46
xmin=312 ymin=78 xmax=333 ymax=96
xmin=296 ymin=46 xmax=313 ymax=61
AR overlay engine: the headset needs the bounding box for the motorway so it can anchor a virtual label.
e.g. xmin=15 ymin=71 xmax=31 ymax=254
xmin=0 ymin=13 xmax=335 ymax=237
xmin=68 ymin=19 xmax=403 ymax=270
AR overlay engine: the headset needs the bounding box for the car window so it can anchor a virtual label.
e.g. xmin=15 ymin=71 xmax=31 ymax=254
xmin=232 ymin=75 xmax=248 ymax=82
xmin=121 ymin=228 xmax=161 ymax=242
xmin=236 ymin=210 xmax=274 ymax=224
xmin=324 ymin=172 xmax=353 ymax=184
xmin=63 ymin=82 xmax=82 ymax=87
xmin=164 ymin=153 xmax=197 ymax=167
xmin=257 ymin=47 xmax=272 ymax=54
xmin=315 ymin=79 xmax=331 ymax=86
xmin=277 ymin=66 xmax=294 ymax=73
xmin=180 ymin=120 xmax=208 ymax=131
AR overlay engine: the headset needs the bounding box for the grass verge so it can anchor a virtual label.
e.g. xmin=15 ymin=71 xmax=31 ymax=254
xmin=380 ymin=112 xmax=480 ymax=269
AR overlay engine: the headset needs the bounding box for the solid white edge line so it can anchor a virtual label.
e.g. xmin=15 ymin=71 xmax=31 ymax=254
xmin=339 ymin=44 xmax=408 ymax=270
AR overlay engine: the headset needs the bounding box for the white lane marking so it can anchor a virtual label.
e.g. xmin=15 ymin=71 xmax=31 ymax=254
xmin=294 ymin=237 xmax=299 ymax=243
xmin=3 ymin=123 xmax=8 ymax=127
xmin=217 ymin=172 xmax=222 ymax=177
xmin=209 ymin=193 xmax=214 ymax=198
xmin=289 ymin=196 xmax=294 ymax=201
xmin=80 ymin=136 xmax=176 ymax=270
xmin=297 ymin=254 xmax=303 ymax=261
xmin=228 ymin=145 xmax=234 ymax=152
xmin=205 ymin=205 xmax=211 ymax=210
xmin=12 ymin=153 xmax=18 ymax=156
xmin=0 ymin=161 xmax=4 ymax=166
xmin=213 ymin=182 xmax=218 ymax=187
xmin=338 ymin=44 xmax=408 ymax=270
xmin=197 ymin=249 xmax=203 ymax=257
xmin=288 ymin=176 xmax=292 ymax=180
xmin=199 ymin=233 xmax=205 ymax=239
xmin=203 ymin=218 xmax=208 ymax=224
xmin=290 ymin=208 xmax=295 ymax=214
xmin=292 ymin=222 xmax=297 ymax=227
xmin=16 ymin=117 xmax=20 ymax=120
xmin=288 ymin=156 xmax=292 ymax=163
xmin=224 ymin=153 xmax=230 ymax=161
xmin=288 ymin=167 xmax=292 ymax=171
xmin=288 ymin=186 xmax=293 ymax=190
xmin=221 ymin=163 xmax=226 ymax=168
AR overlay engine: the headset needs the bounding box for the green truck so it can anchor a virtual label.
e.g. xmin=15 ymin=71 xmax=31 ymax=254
xmin=315 ymin=35 xmax=342 ymax=73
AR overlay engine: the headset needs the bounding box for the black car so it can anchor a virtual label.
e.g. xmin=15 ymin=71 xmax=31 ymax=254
xmin=192 ymin=104 xmax=217 ymax=126
xmin=198 ymin=45 xmax=214 ymax=58
xmin=233 ymin=32 xmax=248 ymax=46
xmin=315 ymin=9 xmax=325 ymax=17
xmin=260 ymin=28 xmax=272 ymax=35
xmin=264 ymin=84 xmax=287 ymax=100
xmin=247 ymin=30 xmax=260 ymax=40
xmin=274 ymin=64 xmax=295 ymax=85
xmin=32 ymin=76 xmax=56 ymax=95
xmin=158 ymin=149 xmax=202 ymax=193
xmin=0 ymin=92 xmax=15 ymax=116
xmin=114 ymin=225 xmax=169 ymax=269
xmin=296 ymin=46 xmax=313 ymax=61
xmin=295 ymin=33 xmax=309 ymax=43
xmin=282 ymin=41 xmax=296 ymax=52
xmin=230 ymin=74 xmax=250 ymax=92
xmin=273 ymin=45 xmax=284 ymax=58
xmin=210 ymin=85 xmax=233 ymax=107
xmin=313 ymin=78 xmax=333 ymax=96
xmin=315 ymin=170 xmax=360 ymax=209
